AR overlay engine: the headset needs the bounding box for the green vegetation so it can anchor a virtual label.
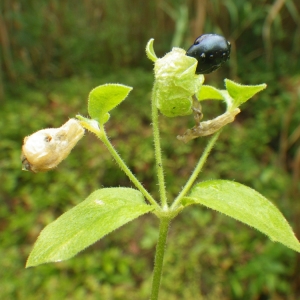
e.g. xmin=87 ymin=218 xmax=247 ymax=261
xmin=1 ymin=0 xmax=300 ymax=299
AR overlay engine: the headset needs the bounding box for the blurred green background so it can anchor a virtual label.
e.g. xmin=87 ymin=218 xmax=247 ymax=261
xmin=1 ymin=0 xmax=300 ymax=299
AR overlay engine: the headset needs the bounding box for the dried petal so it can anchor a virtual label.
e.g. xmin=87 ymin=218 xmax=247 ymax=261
xmin=177 ymin=108 xmax=240 ymax=143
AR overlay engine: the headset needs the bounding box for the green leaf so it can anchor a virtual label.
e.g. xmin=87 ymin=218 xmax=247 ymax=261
xmin=225 ymin=79 xmax=267 ymax=110
xmin=76 ymin=115 xmax=101 ymax=135
xmin=146 ymin=38 xmax=158 ymax=62
xmin=196 ymin=81 xmax=266 ymax=112
xmin=182 ymin=180 xmax=300 ymax=252
xmin=88 ymin=84 xmax=132 ymax=125
xmin=26 ymin=188 xmax=154 ymax=267
xmin=197 ymin=85 xmax=225 ymax=101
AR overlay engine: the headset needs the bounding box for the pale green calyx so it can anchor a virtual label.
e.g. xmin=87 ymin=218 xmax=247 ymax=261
xmin=154 ymin=47 xmax=204 ymax=117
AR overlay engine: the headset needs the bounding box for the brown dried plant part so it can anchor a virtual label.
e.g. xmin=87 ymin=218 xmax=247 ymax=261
xmin=177 ymin=108 xmax=240 ymax=143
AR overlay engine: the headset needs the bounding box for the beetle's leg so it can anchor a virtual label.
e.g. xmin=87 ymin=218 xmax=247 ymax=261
xmin=192 ymin=94 xmax=203 ymax=126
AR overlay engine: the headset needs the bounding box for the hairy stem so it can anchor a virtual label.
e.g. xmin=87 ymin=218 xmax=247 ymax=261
xmin=150 ymin=218 xmax=171 ymax=300
xmin=151 ymin=84 xmax=168 ymax=208
xmin=99 ymin=126 xmax=160 ymax=208
xmin=171 ymin=130 xmax=222 ymax=209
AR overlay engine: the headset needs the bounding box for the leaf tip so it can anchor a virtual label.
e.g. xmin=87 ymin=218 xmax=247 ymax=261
xmin=25 ymin=257 xmax=35 ymax=268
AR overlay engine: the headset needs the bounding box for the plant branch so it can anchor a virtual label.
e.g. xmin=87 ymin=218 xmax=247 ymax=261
xmin=151 ymin=83 xmax=168 ymax=208
xmin=171 ymin=130 xmax=222 ymax=209
xmin=150 ymin=217 xmax=170 ymax=300
xmin=99 ymin=126 xmax=160 ymax=209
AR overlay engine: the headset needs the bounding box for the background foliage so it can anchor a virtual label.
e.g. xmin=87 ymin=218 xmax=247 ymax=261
xmin=1 ymin=0 xmax=300 ymax=299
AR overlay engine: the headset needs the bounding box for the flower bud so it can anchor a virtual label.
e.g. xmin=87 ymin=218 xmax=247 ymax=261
xmin=154 ymin=47 xmax=204 ymax=117
xmin=21 ymin=119 xmax=85 ymax=173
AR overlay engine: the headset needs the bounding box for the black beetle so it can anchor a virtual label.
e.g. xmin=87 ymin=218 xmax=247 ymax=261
xmin=186 ymin=34 xmax=231 ymax=74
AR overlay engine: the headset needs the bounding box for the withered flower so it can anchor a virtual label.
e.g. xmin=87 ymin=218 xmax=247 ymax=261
xmin=21 ymin=119 xmax=84 ymax=173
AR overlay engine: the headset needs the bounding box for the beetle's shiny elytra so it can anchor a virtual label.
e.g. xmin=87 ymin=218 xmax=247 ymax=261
xmin=186 ymin=34 xmax=231 ymax=74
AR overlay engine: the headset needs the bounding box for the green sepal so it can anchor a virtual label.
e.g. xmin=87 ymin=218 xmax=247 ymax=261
xmin=196 ymin=80 xmax=267 ymax=112
xmin=88 ymin=84 xmax=132 ymax=125
xmin=154 ymin=47 xmax=204 ymax=117
xmin=76 ymin=115 xmax=101 ymax=135
xmin=225 ymin=79 xmax=267 ymax=110
xmin=26 ymin=188 xmax=154 ymax=267
xmin=182 ymin=180 xmax=300 ymax=253
xmin=197 ymin=85 xmax=224 ymax=101
xmin=146 ymin=38 xmax=158 ymax=62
